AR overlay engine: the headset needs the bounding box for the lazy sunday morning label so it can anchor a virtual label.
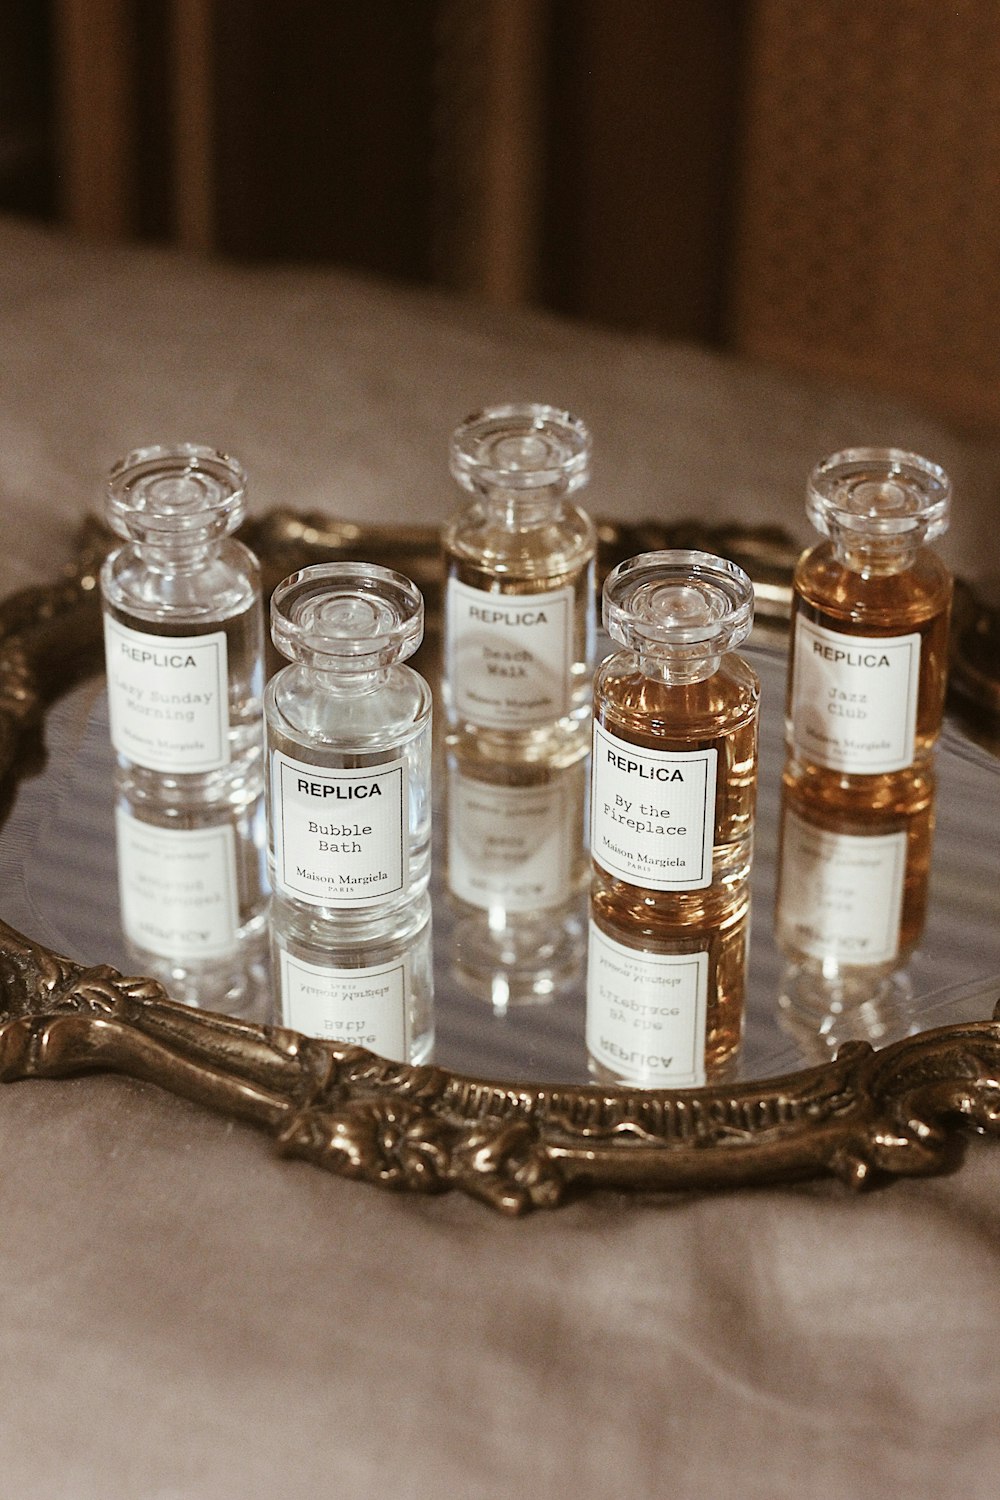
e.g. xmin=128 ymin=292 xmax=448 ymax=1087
xmin=271 ymin=750 xmax=407 ymax=907
xmin=446 ymin=579 xmax=574 ymax=729
xmin=790 ymin=617 xmax=921 ymax=774
xmin=590 ymin=721 xmax=717 ymax=891
xmin=115 ymin=809 xmax=240 ymax=960
xmin=104 ymin=617 xmax=230 ymax=774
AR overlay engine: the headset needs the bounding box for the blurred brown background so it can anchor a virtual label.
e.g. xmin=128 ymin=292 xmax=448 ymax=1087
xmin=3 ymin=0 xmax=998 ymax=432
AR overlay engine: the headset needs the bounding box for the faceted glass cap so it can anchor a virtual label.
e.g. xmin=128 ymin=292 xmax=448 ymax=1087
xmin=603 ymin=550 xmax=755 ymax=656
xmin=450 ymin=403 xmax=591 ymax=495
xmin=107 ymin=443 xmax=247 ymax=541
xmin=271 ymin=562 xmax=424 ymax=668
xmin=807 ymin=447 xmax=950 ymax=543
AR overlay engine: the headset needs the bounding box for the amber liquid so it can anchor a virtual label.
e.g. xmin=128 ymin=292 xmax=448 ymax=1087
xmin=785 ymin=542 xmax=952 ymax=813
xmin=591 ymin=651 xmax=758 ymax=930
xmin=587 ymin=901 xmax=747 ymax=1086
xmin=775 ymin=767 xmax=935 ymax=970
xmin=443 ymin=494 xmax=595 ymax=767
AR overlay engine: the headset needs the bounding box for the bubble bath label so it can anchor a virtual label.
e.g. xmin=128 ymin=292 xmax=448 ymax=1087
xmin=446 ymin=578 xmax=573 ymax=728
xmin=590 ymin=721 xmax=717 ymax=890
xmin=790 ymin=616 xmax=921 ymax=774
xmin=278 ymin=950 xmax=408 ymax=1059
xmin=271 ymin=750 xmax=407 ymax=907
xmin=105 ymin=617 xmax=229 ymax=773
xmin=586 ymin=922 xmax=708 ymax=1087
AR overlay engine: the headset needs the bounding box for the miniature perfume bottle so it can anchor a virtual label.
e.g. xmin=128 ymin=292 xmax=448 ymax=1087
xmin=591 ymin=550 xmax=759 ymax=927
xmin=586 ymin=899 xmax=747 ymax=1088
xmin=443 ymin=402 xmax=596 ymax=766
xmin=785 ymin=447 xmax=952 ymax=810
xmin=445 ymin=752 xmax=587 ymax=1009
xmin=100 ymin=443 xmax=265 ymax=806
xmin=264 ymin=562 xmax=431 ymax=924
xmin=270 ymin=893 xmax=434 ymax=1064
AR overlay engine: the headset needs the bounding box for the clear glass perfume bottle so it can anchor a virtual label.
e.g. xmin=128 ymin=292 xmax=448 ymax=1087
xmin=264 ymin=562 xmax=431 ymax=926
xmin=445 ymin=751 xmax=588 ymax=1009
xmin=591 ymin=550 xmax=759 ymax=929
xmin=100 ymin=443 xmax=265 ymax=808
xmin=785 ymin=447 xmax=952 ymax=811
xmin=443 ymin=402 xmax=596 ymax=767
xmin=586 ymin=898 xmax=747 ymax=1089
xmin=270 ymin=892 xmax=434 ymax=1065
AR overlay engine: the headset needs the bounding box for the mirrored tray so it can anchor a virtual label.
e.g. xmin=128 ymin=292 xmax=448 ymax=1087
xmin=1 ymin=512 xmax=998 ymax=1213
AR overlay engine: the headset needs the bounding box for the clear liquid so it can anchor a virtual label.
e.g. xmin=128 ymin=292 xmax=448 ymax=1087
xmin=591 ymin=650 xmax=759 ymax=928
xmin=264 ymin=663 xmax=432 ymax=930
xmin=102 ymin=537 xmax=265 ymax=808
xmin=586 ymin=901 xmax=747 ymax=1087
xmin=442 ymin=496 xmax=595 ymax=767
xmin=785 ymin=541 xmax=952 ymax=811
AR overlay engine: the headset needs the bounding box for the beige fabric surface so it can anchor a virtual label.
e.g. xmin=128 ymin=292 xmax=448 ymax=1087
xmin=1 ymin=215 xmax=999 ymax=1498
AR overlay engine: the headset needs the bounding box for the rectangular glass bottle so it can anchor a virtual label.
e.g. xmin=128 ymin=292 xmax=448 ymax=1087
xmin=785 ymin=447 xmax=953 ymax=814
xmin=590 ymin=549 xmax=759 ymax=931
xmin=442 ymin=403 xmax=596 ymax=768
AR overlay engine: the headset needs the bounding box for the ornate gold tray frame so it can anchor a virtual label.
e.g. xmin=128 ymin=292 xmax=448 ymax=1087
xmin=1 ymin=512 xmax=998 ymax=1215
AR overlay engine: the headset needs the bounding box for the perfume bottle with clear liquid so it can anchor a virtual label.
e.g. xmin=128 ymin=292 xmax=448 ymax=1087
xmin=785 ymin=447 xmax=952 ymax=813
xmin=100 ymin=443 xmax=265 ymax=808
xmin=264 ymin=562 xmax=431 ymax=929
xmin=443 ymin=402 xmax=596 ymax=767
xmin=590 ymin=550 xmax=759 ymax=932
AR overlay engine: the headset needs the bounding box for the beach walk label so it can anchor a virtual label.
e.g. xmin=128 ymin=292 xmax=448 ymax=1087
xmin=446 ymin=579 xmax=573 ymax=729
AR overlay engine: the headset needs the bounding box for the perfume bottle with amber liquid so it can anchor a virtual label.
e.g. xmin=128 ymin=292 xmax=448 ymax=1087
xmin=590 ymin=550 xmax=759 ymax=932
xmin=442 ymin=402 xmax=596 ymax=767
xmin=785 ymin=447 xmax=952 ymax=814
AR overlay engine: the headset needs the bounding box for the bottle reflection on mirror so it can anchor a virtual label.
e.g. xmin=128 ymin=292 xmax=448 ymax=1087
xmin=270 ymin=892 xmax=434 ymax=1065
xmin=114 ymin=789 xmax=271 ymax=1020
xmin=445 ymin=750 xmax=588 ymax=1013
xmin=774 ymin=768 xmax=936 ymax=1062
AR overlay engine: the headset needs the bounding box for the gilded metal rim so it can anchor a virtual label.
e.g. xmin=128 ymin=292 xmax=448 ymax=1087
xmin=0 ymin=511 xmax=997 ymax=1215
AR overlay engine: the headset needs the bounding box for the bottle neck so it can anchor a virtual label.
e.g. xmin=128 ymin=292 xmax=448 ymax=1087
xmin=307 ymin=660 xmax=391 ymax=695
xmin=829 ymin=532 xmax=921 ymax=577
xmin=130 ymin=535 xmax=223 ymax=572
xmin=481 ymin=487 xmax=566 ymax=530
xmin=635 ymin=648 xmax=721 ymax=684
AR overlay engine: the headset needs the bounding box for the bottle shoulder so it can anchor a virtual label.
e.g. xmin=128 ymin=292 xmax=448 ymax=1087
xmin=594 ymin=651 xmax=759 ymax=743
xmin=102 ymin=538 xmax=261 ymax=621
xmin=443 ymin=500 xmax=596 ymax=581
xmin=265 ymin=663 xmax=432 ymax=750
xmin=793 ymin=542 xmax=952 ymax=628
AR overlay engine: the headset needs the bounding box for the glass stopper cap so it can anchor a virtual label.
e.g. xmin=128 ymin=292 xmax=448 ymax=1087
xmin=107 ymin=443 xmax=247 ymax=541
xmin=450 ymin=402 xmax=591 ymax=495
xmin=603 ymin=550 xmax=754 ymax=656
xmin=270 ymin=562 xmax=424 ymax=667
xmin=807 ymin=447 xmax=950 ymax=543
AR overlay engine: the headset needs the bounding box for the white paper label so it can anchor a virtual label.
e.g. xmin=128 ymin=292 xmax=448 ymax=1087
xmin=590 ymin=722 xmax=717 ymax=890
xmin=270 ymin=750 xmax=407 ymax=907
xmin=446 ymin=578 xmax=573 ymax=728
xmin=790 ymin=616 xmax=921 ymax=773
xmin=448 ymin=767 xmax=578 ymax=911
xmin=777 ymin=808 xmax=906 ymax=965
xmin=278 ymin=950 xmax=407 ymax=1059
xmin=587 ymin=923 xmax=708 ymax=1087
xmin=104 ymin=616 xmax=230 ymax=773
xmin=115 ymin=808 xmax=239 ymax=959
